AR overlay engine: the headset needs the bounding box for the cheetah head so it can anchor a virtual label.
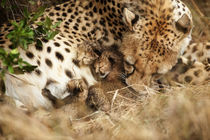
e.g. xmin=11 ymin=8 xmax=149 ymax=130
xmin=120 ymin=0 xmax=193 ymax=91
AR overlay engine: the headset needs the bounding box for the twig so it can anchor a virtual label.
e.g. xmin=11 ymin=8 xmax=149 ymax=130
xmin=111 ymin=89 xmax=119 ymax=111
xmin=190 ymin=0 xmax=204 ymax=17
xmin=72 ymin=111 xmax=100 ymax=121
xmin=8 ymin=0 xmax=15 ymax=20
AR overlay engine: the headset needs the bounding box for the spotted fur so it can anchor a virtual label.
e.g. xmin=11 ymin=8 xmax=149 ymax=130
xmin=0 ymin=0 xmax=193 ymax=109
xmin=159 ymin=41 xmax=210 ymax=85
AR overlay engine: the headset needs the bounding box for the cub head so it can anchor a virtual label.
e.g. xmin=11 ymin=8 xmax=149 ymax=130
xmin=120 ymin=0 xmax=193 ymax=91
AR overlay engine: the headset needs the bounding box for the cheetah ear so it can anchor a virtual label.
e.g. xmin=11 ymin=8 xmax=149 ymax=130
xmin=123 ymin=8 xmax=139 ymax=30
xmin=175 ymin=14 xmax=192 ymax=34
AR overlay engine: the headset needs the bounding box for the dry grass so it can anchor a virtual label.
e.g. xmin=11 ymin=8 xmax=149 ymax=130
xmin=0 ymin=83 xmax=210 ymax=140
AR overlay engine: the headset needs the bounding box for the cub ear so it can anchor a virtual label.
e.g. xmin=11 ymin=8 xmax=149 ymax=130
xmin=123 ymin=8 xmax=139 ymax=30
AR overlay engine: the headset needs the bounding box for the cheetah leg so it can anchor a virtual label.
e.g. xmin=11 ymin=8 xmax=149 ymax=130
xmin=42 ymin=79 xmax=110 ymax=111
xmin=86 ymin=84 xmax=110 ymax=111
xmin=42 ymin=79 xmax=89 ymax=108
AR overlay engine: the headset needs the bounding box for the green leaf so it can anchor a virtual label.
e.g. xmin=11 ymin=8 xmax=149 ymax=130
xmin=0 ymin=0 xmax=7 ymax=8
xmin=46 ymin=31 xmax=59 ymax=40
xmin=8 ymin=65 xmax=14 ymax=73
xmin=29 ymin=0 xmax=35 ymax=5
xmin=45 ymin=17 xmax=52 ymax=28
xmin=0 ymin=48 xmax=5 ymax=54
xmin=30 ymin=6 xmax=46 ymax=22
xmin=52 ymin=21 xmax=61 ymax=29
xmin=22 ymin=65 xmax=37 ymax=72
xmin=23 ymin=8 xmax=30 ymax=19
xmin=10 ymin=49 xmax=19 ymax=55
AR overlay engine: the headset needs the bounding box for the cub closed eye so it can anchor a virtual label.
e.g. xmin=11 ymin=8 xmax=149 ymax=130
xmin=124 ymin=61 xmax=135 ymax=76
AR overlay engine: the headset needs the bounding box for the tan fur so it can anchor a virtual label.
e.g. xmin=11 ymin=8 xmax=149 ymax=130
xmin=159 ymin=41 xmax=210 ymax=86
xmin=119 ymin=0 xmax=193 ymax=92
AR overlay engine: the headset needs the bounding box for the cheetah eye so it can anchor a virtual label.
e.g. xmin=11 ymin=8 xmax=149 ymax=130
xmin=175 ymin=14 xmax=191 ymax=34
xmin=108 ymin=57 xmax=115 ymax=65
xmin=124 ymin=60 xmax=135 ymax=76
xmin=93 ymin=49 xmax=102 ymax=56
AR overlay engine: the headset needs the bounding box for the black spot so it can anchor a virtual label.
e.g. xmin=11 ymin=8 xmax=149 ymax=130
xmin=76 ymin=18 xmax=81 ymax=23
xmin=56 ymin=18 xmax=63 ymax=21
xmin=73 ymin=26 xmax=79 ymax=30
xmin=37 ymin=60 xmax=41 ymax=66
xmin=26 ymin=51 xmax=34 ymax=59
xmin=86 ymin=23 xmax=91 ymax=27
xmin=47 ymin=46 xmax=51 ymax=53
xmin=70 ymin=15 xmax=75 ymax=19
xmin=76 ymin=39 xmax=81 ymax=42
xmin=117 ymin=32 xmax=122 ymax=37
xmin=103 ymin=7 xmax=107 ymax=12
xmin=99 ymin=18 xmax=106 ymax=26
xmin=74 ymin=11 xmax=79 ymax=16
xmin=99 ymin=8 xmax=103 ymax=15
xmin=54 ymin=42 xmax=60 ymax=47
xmin=72 ymin=59 xmax=79 ymax=66
xmin=84 ymin=5 xmax=89 ymax=10
xmin=49 ymin=12 xmax=54 ymax=16
xmin=194 ymin=70 xmax=201 ymax=77
xmin=184 ymin=76 xmax=192 ymax=83
xmin=41 ymin=38 xmax=49 ymax=43
xmin=9 ymin=44 xmax=15 ymax=49
xmin=89 ymin=2 xmax=93 ymax=8
xmin=82 ymin=26 xmax=86 ymax=31
xmin=92 ymin=19 xmax=97 ymax=24
xmin=35 ymin=42 xmax=43 ymax=51
xmin=67 ymin=8 xmax=72 ymax=13
xmin=56 ymin=13 xmax=60 ymax=16
xmin=89 ymin=11 xmax=93 ymax=17
xmin=63 ymin=3 xmax=68 ymax=7
xmin=65 ymin=48 xmax=70 ymax=53
xmin=45 ymin=58 xmax=53 ymax=68
xmin=65 ymin=70 xmax=73 ymax=78
xmin=55 ymin=52 xmax=64 ymax=61
xmin=112 ymin=0 xmax=115 ymax=5
xmin=64 ymin=21 xmax=70 ymax=25
xmin=55 ymin=6 xmax=61 ymax=11
xmin=0 ymin=41 xmax=5 ymax=44
xmin=93 ymin=6 xmax=97 ymax=13
xmin=62 ymin=12 xmax=67 ymax=17
xmin=64 ymin=25 xmax=69 ymax=29
xmin=111 ymin=7 xmax=116 ymax=13
xmin=64 ymin=41 xmax=71 ymax=46
xmin=35 ymin=69 xmax=41 ymax=76
xmin=40 ymin=17 xmax=45 ymax=21
xmin=64 ymin=30 xmax=70 ymax=33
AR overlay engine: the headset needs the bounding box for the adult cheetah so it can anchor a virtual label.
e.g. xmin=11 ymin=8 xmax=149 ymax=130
xmin=158 ymin=41 xmax=210 ymax=86
xmin=0 ymin=0 xmax=193 ymax=109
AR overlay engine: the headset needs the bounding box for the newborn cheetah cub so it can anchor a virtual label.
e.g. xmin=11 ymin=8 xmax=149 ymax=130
xmin=43 ymin=41 xmax=126 ymax=111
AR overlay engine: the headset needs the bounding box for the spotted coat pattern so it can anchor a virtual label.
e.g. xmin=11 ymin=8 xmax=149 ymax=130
xmin=0 ymin=0 xmax=194 ymax=109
